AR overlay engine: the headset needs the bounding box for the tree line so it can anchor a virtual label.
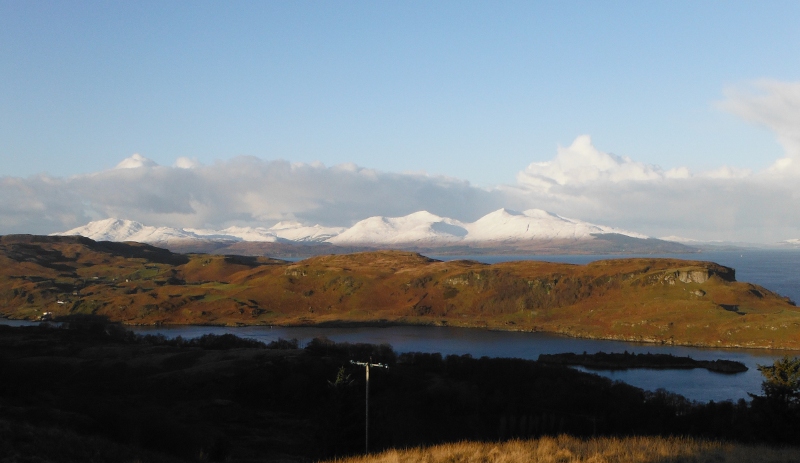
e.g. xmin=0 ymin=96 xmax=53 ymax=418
xmin=0 ymin=316 xmax=798 ymax=461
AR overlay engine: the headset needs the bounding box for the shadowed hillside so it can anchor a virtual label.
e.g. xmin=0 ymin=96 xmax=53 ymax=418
xmin=1 ymin=322 xmax=799 ymax=461
xmin=1 ymin=235 xmax=798 ymax=349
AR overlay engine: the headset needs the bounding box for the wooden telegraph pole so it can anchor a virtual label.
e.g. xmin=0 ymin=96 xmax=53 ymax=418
xmin=350 ymin=358 xmax=388 ymax=454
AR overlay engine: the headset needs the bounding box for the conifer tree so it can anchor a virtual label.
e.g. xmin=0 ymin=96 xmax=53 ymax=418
xmin=757 ymin=355 xmax=800 ymax=409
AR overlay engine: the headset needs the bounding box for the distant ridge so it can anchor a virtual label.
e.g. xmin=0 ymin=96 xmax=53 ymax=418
xmin=53 ymin=209 xmax=695 ymax=255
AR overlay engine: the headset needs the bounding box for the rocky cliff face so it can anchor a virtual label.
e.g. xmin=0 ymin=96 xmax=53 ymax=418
xmin=658 ymin=267 xmax=736 ymax=285
xmin=679 ymin=267 xmax=735 ymax=283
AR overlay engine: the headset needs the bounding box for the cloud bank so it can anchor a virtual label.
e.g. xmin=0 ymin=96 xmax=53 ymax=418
xmin=506 ymin=81 xmax=800 ymax=243
xmin=0 ymin=156 xmax=507 ymax=235
xmin=2 ymin=80 xmax=800 ymax=244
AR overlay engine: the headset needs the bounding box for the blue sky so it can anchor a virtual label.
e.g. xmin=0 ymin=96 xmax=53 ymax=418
xmin=2 ymin=1 xmax=800 ymax=242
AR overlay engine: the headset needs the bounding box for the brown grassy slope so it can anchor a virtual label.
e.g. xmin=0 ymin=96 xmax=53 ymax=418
xmin=323 ymin=435 xmax=800 ymax=463
xmin=1 ymin=235 xmax=798 ymax=349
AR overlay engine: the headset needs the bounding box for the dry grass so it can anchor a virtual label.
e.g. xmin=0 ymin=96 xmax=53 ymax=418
xmin=323 ymin=435 xmax=800 ymax=463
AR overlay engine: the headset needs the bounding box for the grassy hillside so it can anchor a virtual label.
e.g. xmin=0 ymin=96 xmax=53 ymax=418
xmin=2 ymin=234 xmax=799 ymax=349
xmin=324 ymin=435 xmax=800 ymax=463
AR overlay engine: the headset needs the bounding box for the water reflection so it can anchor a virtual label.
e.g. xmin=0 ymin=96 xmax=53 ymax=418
xmin=4 ymin=305 xmax=797 ymax=403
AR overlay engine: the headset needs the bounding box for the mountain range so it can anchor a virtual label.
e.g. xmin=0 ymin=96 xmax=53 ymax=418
xmin=52 ymin=208 xmax=695 ymax=256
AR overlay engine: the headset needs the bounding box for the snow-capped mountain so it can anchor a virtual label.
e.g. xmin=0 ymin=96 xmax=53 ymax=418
xmin=55 ymin=218 xmax=205 ymax=243
xmin=462 ymin=208 xmax=647 ymax=242
xmin=53 ymin=208 xmax=657 ymax=251
xmin=328 ymin=209 xmax=645 ymax=246
xmin=327 ymin=211 xmax=467 ymax=245
xmin=54 ymin=219 xmax=340 ymax=244
xmin=780 ymin=238 xmax=800 ymax=247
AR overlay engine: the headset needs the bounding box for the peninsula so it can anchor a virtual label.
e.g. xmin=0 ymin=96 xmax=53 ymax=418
xmin=1 ymin=235 xmax=798 ymax=349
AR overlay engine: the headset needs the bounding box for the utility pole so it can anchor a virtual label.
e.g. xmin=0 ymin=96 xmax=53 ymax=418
xmin=350 ymin=358 xmax=388 ymax=454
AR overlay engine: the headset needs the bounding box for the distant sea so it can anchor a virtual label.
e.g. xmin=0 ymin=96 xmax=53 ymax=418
xmin=426 ymin=249 xmax=800 ymax=305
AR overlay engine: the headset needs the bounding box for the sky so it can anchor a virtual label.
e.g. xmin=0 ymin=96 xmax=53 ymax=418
xmin=2 ymin=1 xmax=800 ymax=243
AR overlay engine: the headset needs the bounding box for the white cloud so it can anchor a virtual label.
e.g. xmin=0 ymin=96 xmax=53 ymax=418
xmin=115 ymin=153 xmax=157 ymax=169
xmin=3 ymin=80 xmax=800 ymax=244
xmin=174 ymin=157 xmax=200 ymax=169
xmin=700 ymin=166 xmax=751 ymax=179
xmin=507 ymin=82 xmax=800 ymax=243
xmin=500 ymin=80 xmax=800 ymax=243
xmin=517 ymin=135 xmax=666 ymax=190
xmin=720 ymin=80 xmax=800 ymax=173
xmin=517 ymin=135 xmax=751 ymax=190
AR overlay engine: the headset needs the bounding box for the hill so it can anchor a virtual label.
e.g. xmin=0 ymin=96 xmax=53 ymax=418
xmin=1 ymin=234 xmax=797 ymax=349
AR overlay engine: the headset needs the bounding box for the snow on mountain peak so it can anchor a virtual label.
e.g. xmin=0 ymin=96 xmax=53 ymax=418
xmin=327 ymin=211 xmax=467 ymax=245
xmin=53 ymin=208 xmax=650 ymax=248
xmin=55 ymin=218 xmax=201 ymax=243
xmin=269 ymin=222 xmax=346 ymax=242
xmin=462 ymin=208 xmax=647 ymax=242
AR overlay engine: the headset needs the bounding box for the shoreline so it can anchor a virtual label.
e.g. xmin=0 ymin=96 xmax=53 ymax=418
xmin=5 ymin=316 xmax=791 ymax=352
xmin=2 ymin=240 xmax=798 ymax=353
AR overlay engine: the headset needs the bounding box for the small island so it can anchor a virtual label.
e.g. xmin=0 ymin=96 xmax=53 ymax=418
xmin=538 ymin=351 xmax=748 ymax=374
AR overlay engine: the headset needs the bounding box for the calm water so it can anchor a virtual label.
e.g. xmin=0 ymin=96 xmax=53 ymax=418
xmin=4 ymin=249 xmax=799 ymax=403
xmin=121 ymin=323 xmax=795 ymax=404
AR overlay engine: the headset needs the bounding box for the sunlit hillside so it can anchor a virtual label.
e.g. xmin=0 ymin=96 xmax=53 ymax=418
xmin=2 ymin=235 xmax=800 ymax=349
xmin=325 ymin=435 xmax=800 ymax=463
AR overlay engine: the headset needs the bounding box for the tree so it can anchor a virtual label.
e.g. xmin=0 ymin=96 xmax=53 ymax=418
xmin=757 ymin=355 xmax=800 ymax=409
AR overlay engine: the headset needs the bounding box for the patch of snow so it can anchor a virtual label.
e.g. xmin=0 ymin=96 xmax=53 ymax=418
xmin=328 ymin=211 xmax=468 ymax=245
xmin=221 ymin=226 xmax=280 ymax=242
xmin=461 ymin=208 xmax=648 ymax=242
xmin=54 ymin=218 xmax=205 ymax=243
xmin=269 ymin=222 xmax=346 ymax=242
xmin=53 ymin=208 xmax=652 ymax=248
